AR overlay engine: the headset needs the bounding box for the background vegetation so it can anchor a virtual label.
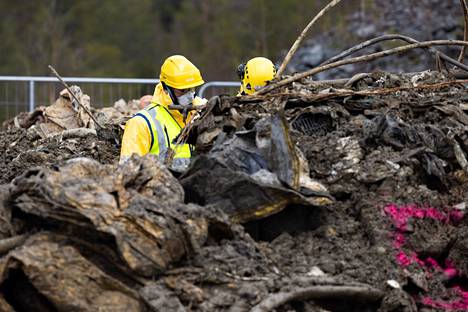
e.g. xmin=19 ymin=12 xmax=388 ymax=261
xmin=0 ymin=0 xmax=368 ymax=80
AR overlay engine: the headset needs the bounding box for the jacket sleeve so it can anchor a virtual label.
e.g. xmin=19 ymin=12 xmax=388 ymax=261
xmin=120 ymin=116 xmax=151 ymax=162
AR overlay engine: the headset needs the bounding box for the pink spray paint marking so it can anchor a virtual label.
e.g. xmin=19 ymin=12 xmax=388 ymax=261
xmin=421 ymin=287 xmax=468 ymax=310
xmin=384 ymin=204 xmax=467 ymax=310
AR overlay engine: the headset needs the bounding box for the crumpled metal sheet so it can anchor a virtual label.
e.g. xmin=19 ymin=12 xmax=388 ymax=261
xmin=9 ymin=155 xmax=208 ymax=276
xmin=0 ymin=233 xmax=141 ymax=311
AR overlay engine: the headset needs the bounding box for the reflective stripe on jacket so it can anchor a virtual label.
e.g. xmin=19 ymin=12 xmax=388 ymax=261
xmin=120 ymin=83 xmax=192 ymax=171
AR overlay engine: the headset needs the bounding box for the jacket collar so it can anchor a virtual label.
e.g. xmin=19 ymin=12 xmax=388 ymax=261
xmin=150 ymin=82 xmax=186 ymax=125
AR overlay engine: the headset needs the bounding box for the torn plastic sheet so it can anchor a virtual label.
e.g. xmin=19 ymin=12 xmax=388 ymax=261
xmin=181 ymin=113 xmax=333 ymax=223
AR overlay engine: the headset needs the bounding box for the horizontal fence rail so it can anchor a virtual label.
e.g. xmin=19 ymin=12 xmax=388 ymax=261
xmin=0 ymin=76 xmax=240 ymax=122
xmin=198 ymin=81 xmax=240 ymax=98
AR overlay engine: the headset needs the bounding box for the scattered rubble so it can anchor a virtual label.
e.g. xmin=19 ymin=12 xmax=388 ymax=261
xmin=0 ymin=69 xmax=467 ymax=311
xmin=0 ymin=87 xmax=143 ymax=184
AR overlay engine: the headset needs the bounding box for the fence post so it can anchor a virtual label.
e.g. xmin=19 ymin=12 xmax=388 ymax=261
xmin=29 ymin=80 xmax=35 ymax=112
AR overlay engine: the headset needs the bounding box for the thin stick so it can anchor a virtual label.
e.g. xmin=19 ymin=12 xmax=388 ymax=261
xmin=276 ymin=0 xmax=343 ymax=77
xmin=458 ymin=0 xmax=468 ymax=63
xmin=320 ymin=34 xmax=468 ymax=72
xmin=164 ymin=100 xmax=213 ymax=167
xmin=257 ymin=40 xmax=468 ymax=95
xmin=250 ymin=285 xmax=384 ymax=312
xmin=48 ymin=65 xmax=105 ymax=129
xmin=164 ymin=113 xmax=196 ymax=167
xmin=287 ymin=79 xmax=468 ymax=102
xmin=247 ymin=79 xmax=468 ymax=103
xmin=50 ymin=128 xmax=97 ymax=139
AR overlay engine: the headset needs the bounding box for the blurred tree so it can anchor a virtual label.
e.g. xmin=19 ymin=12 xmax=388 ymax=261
xmin=0 ymin=0 xmax=75 ymax=75
xmin=0 ymin=0 xmax=356 ymax=79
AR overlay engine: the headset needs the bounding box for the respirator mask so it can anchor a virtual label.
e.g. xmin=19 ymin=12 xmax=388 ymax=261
xmin=177 ymin=91 xmax=195 ymax=106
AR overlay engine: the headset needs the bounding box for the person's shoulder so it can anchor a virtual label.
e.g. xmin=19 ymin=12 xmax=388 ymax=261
xmin=127 ymin=112 xmax=148 ymax=127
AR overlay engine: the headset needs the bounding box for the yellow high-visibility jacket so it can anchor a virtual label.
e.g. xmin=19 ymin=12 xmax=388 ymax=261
xmin=120 ymin=83 xmax=192 ymax=171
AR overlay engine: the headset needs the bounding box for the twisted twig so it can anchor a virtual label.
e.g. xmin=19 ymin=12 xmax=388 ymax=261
xmin=250 ymin=285 xmax=384 ymax=312
xmin=320 ymin=34 xmax=468 ymax=72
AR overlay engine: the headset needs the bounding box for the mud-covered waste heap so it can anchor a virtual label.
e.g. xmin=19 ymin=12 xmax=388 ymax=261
xmin=0 ymin=71 xmax=467 ymax=311
xmin=0 ymin=88 xmax=141 ymax=184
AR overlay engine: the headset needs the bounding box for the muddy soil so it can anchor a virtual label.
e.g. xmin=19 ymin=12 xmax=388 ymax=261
xmin=0 ymin=71 xmax=467 ymax=311
xmin=0 ymin=127 xmax=119 ymax=184
xmin=175 ymin=71 xmax=468 ymax=311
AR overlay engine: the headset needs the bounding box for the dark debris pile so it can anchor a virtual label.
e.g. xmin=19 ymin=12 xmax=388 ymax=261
xmin=0 ymin=71 xmax=467 ymax=311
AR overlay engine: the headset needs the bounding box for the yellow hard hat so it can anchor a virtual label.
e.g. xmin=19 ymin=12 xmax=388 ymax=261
xmin=160 ymin=55 xmax=204 ymax=89
xmin=238 ymin=57 xmax=276 ymax=95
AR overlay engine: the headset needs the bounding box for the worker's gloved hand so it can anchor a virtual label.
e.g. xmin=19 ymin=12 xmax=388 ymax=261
xmin=192 ymin=96 xmax=208 ymax=107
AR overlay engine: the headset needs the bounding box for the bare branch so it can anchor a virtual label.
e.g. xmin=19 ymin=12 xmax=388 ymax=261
xmin=48 ymin=65 xmax=106 ymax=129
xmin=320 ymin=34 xmax=468 ymax=72
xmin=257 ymin=40 xmax=468 ymax=95
xmin=49 ymin=128 xmax=97 ymax=140
xmin=277 ymin=0 xmax=343 ymax=77
xmin=458 ymin=0 xmax=468 ymax=63
xmin=247 ymin=79 xmax=468 ymax=104
xmin=287 ymin=79 xmax=468 ymax=102
xmin=250 ymin=285 xmax=384 ymax=312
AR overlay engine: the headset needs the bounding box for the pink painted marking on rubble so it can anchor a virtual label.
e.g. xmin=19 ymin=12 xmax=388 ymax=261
xmin=384 ymin=204 xmax=452 ymax=233
xmin=444 ymin=260 xmax=459 ymax=279
xmin=396 ymin=251 xmax=411 ymax=267
xmin=450 ymin=209 xmax=465 ymax=222
xmin=384 ymin=204 xmax=466 ymax=311
xmin=444 ymin=268 xmax=459 ymax=279
xmin=412 ymin=253 xmax=425 ymax=267
xmin=421 ymin=287 xmax=468 ymax=310
xmin=393 ymin=233 xmax=405 ymax=248
xmin=425 ymin=257 xmax=441 ymax=270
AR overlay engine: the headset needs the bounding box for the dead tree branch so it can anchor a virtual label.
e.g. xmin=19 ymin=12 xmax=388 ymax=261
xmin=277 ymin=0 xmax=343 ymax=77
xmin=250 ymin=285 xmax=384 ymax=312
xmin=252 ymin=79 xmax=468 ymax=103
xmin=50 ymin=128 xmax=97 ymax=140
xmin=458 ymin=0 xmax=468 ymax=63
xmin=257 ymin=40 xmax=468 ymax=95
xmin=320 ymin=34 xmax=468 ymax=72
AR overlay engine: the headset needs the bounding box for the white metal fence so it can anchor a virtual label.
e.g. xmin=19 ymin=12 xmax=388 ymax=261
xmin=0 ymin=76 xmax=240 ymax=122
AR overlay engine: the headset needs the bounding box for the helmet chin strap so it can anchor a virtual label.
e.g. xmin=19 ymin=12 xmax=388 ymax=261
xmin=161 ymin=81 xmax=179 ymax=105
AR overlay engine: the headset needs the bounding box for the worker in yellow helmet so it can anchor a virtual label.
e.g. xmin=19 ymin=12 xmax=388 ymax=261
xmin=237 ymin=57 xmax=277 ymax=95
xmin=120 ymin=55 xmax=206 ymax=171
